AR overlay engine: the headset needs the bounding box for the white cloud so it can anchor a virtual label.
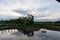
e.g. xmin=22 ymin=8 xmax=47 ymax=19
xmin=0 ymin=0 xmax=60 ymax=21
xmin=0 ymin=9 xmax=23 ymax=19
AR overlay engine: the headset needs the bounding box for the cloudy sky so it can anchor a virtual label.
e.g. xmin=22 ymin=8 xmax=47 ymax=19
xmin=0 ymin=0 xmax=60 ymax=21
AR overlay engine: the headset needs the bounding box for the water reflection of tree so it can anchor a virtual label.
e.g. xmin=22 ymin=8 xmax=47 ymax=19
xmin=17 ymin=28 xmax=34 ymax=37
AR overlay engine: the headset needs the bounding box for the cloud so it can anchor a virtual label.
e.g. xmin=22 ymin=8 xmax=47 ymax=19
xmin=0 ymin=9 xmax=23 ymax=20
xmin=13 ymin=9 xmax=30 ymax=15
xmin=0 ymin=0 xmax=60 ymax=21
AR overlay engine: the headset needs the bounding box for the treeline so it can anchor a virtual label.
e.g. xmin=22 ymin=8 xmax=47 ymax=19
xmin=33 ymin=21 xmax=60 ymax=31
xmin=0 ymin=14 xmax=60 ymax=31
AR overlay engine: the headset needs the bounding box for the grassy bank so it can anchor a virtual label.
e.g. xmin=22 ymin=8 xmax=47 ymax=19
xmin=0 ymin=22 xmax=60 ymax=31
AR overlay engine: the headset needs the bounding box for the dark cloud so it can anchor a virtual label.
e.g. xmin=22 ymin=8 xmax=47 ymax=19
xmin=13 ymin=9 xmax=30 ymax=15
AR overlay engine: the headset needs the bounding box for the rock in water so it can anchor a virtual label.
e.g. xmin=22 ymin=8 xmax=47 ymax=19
xmin=41 ymin=30 xmax=47 ymax=33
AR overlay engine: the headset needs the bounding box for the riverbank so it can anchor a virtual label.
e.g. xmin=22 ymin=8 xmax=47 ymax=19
xmin=0 ymin=22 xmax=60 ymax=31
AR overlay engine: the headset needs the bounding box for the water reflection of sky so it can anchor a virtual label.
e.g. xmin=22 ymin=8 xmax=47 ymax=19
xmin=0 ymin=29 xmax=60 ymax=40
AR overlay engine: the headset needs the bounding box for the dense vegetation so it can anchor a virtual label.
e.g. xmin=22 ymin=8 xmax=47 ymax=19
xmin=0 ymin=14 xmax=34 ymax=30
xmin=0 ymin=14 xmax=60 ymax=31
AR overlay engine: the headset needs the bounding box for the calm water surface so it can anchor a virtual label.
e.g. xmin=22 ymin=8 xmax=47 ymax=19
xmin=0 ymin=29 xmax=60 ymax=40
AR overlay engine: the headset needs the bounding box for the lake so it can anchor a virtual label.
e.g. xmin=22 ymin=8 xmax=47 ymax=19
xmin=0 ymin=28 xmax=60 ymax=40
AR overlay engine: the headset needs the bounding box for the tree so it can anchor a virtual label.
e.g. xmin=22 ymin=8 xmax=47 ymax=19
xmin=27 ymin=14 xmax=34 ymax=25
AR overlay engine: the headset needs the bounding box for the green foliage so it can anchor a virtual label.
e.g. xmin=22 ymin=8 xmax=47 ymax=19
xmin=0 ymin=14 xmax=34 ymax=30
xmin=0 ymin=14 xmax=60 ymax=31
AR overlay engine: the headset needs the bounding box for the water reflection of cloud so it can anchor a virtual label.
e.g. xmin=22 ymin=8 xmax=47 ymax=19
xmin=11 ymin=31 xmax=24 ymax=36
xmin=0 ymin=29 xmax=60 ymax=40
